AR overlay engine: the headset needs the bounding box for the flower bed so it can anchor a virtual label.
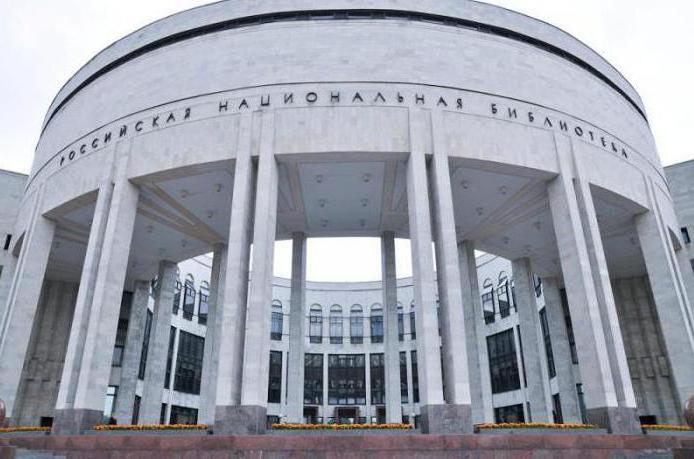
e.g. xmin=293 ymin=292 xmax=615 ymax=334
xmin=272 ymin=423 xmax=413 ymax=430
xmin=475 ymin=422 xmax=598 ymax=432
xmin=643 ymin=424 xmax=694 ymax=432
xmin=0 ymin=427 xmax=50 ymax=434
xmin=93 ymin=424 xmax=208 ymax=431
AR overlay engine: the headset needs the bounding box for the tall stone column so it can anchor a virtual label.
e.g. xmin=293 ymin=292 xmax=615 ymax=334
xmin=199 ymin=244 xmax=227 ymax=424
xmin=636 ymin=175 xmax=694 ymax=412
xmin=139 ymin=260 xmax=176 ymax=424
xmin=405 ymin=108 xmax=446 ymax=433
xmin=56 ymin=162 xmax=114 ymax=418
xmin=0 ymin=186 xmax=55 ymax=422
xmin=458 ymin=241 xmax=493 ymax=423
xmin=547 ymin=134 xmax=638 ymax=433
xmin=112 ymin=280 xmax=150 ymax=424
xmin=512 ymin=258 xmax=552 ymax=422
xmin=286 ymin=232 xmax=307 ymax=423
xmin=541 ymin=277 xmax=582 ymax=423
xmin=53 ymin=152 xmax=140 ymax=434
xmin=214 ymin=114 xmax=255 ymax=431
xmin=381 ymin=232 xmax=401 ymax=423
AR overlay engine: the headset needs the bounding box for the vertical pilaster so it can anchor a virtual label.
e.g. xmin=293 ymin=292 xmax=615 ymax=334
xmin=214 ymin=113 xmax=255 ymax=429
xmin=112 ymin=281 xmax=150 ymax=424
xmin=382 ymin=232 xmax=401 ymax=423
xmin=458 ymin=241 xmax=493 ymax=423
xmin=54 ymin=150 xmax=139 ymax=434
xmin=541 ymin=277 xmax=582 ymax=423
xmin=199 ymin=244 xmax=227 ymax=424
xmin=0 ymin=186 xmax=54 ymax=422
xmin=512 ymin=258 xmax=552 ymax=422
xmin=636 ymin=175 xmax=694 ymax=412
xmin=286 ymin=232 xmax=307 ymax=423
xmin=139 ymin=260 xmax=176 ymax=424
xmin=547 ymin=134 xmax=638 ymax=433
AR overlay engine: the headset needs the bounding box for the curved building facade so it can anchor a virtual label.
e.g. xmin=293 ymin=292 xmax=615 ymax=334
xmin=1 ymin=0 xmax=693 ymax=435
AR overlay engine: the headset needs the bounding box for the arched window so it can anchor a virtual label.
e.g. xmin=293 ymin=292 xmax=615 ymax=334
xmin=271 ymin=300 xmax=283 ymax=341
xmin=183 ymin=274 xmax=196 ymax=321
xmin=198 ymin=281 xmax=210 ymax=325
xmin=330 ymin=305 xmax=343 ymax=344
xmin=370 ymin=304 xmax=383 ymax=343
xmin=482 ymin=278 xmax=495 ymax=324
xmin=309 ymin=304 xmax=323 ymax=344
xmin=497 ymin=272 xmax=510 ymax=318
xmin=350 ymin=304 xmax=364 ymax=344
xmin=397 ymin=303 xmax=404 ymax=342
xmin=409 ymin=302 xmax=417 ymax=340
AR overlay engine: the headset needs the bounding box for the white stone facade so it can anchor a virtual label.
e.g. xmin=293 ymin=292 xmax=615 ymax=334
xmin=1 ymin=0 xmax=693 ymax=435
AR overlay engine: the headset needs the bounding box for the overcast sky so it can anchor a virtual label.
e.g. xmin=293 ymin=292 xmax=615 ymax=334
xmin=1 ymin=1 xmax=692 ymax=281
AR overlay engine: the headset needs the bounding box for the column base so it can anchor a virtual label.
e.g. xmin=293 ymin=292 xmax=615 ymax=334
xmin=420 ymin=404 xmax=472 ymax=434
xmin=587 ymin=406 xmax=641 ymax=434
xmin=52 ymin=408 xmax=103 ymax=435
xmin=213 ymin=405 xmax=266 ymax=434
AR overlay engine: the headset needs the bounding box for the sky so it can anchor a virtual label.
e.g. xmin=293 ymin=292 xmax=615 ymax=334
xmin=1 ymin=0 xmax=692 ymax=281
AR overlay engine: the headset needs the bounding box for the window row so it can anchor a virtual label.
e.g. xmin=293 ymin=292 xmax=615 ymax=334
xmin=173 ymin=275 xmax=210 ymax=324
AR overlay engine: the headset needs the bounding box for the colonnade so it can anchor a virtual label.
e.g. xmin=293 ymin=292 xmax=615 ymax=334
xmin=1 ymin=120 xmax=693 ymax=435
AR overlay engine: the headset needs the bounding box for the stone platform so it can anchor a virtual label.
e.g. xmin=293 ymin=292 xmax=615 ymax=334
xmin=1 ymin=434 xmax=693 ymax=458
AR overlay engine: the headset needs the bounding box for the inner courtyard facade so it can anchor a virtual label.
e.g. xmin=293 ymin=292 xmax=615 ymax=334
xmin=1 ymin=0 xmax=694 ymax=436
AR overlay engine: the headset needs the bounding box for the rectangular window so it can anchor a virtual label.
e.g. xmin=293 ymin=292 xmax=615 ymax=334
xmin=160 ymin=404 xmax=168 ymax=425
xmin=350 ymin=315 xmax=363 ymax=344
xmin=517 ymin=325 xmax=527 ymax=387
xmin=534 ymin=276 xmax=543 ymax=298
xmin=539 ymin=308 xmax=556 ymax=378
xmin=170 ymin=405 xmax=198 ymax=425
xmin=576 ymin=383 xmax=587 ymax=423
xmin=103 ymin=385 xmax=118 ymax=421
xmin=330 ymin=314 xmax=343 ymax=344
xmin=304 ymin=353 xmax=323 ymax=405
xmin=482 ymin=291 xmax=495 ymax=324
xmin=198 ymin=291 xmax=209 ymax=325
xmin=398 ymin=312 xmax=404 ymax=341
xmin=112 ymin=318 xmax=129 ymax=367
xmin=370 ymin=315 xmax=383 ymax=343
xmin=271 ymin=311 xmax=283 ymax=341
xmin=487 ymin=329 xmax=521 ymax=394
xmin=267 ymin=351 xmax=283 ymax=403
xmin=552 ymin=393 xmax=563 ymax=424
xmin=174 ymin=331 xmax=205 ymax=394
xmin=400 ymin=351 xmax=408 ymax=403
xmin=328 ymin=354 xmax=366 ymax=405
xmin=411 ymin=351 xmax=419 ymax=404
xmin=560 ymin=289 xmax=579 ymax=364
xmin=497 ymin=284 xmax=510 ymax=318
xmin=409 ymin=311 xmax=416 ymax=340
xmin=182 ymin=283 xmax=196 ymax=320
xmin=132 ymin=396 xmax=141 ymax=425
xmin=370 ymin=353 xmax=385 ymax=405
xmin=682 ymin=227 xmax=691 ymax=244
xmin=309 ymin=313 xmax=323 ymax=344
xmin=138 ymin=310 xmax=153 ymax=380
xmin=3 ymin=234 xmax=11 ymax=251
xmin=164 ymin=326 xmax=176 ymax=388
xmin=494 ymin=404 xmax=524 ymax=423
xmin=173 ymin=281 xmax=181 ymax=314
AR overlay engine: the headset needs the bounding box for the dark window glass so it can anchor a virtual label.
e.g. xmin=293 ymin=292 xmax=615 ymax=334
xmin=682 ymin=227 xmax=691 ymax=244
xmin=411 ymin=351 xmax=419 ymax=403
xmin=397 ymin=311 xmax=404 ymax=341
xmin=370 ymin=353 xmax=385 ymax=405
xmin=482 ymin=290 xmax=495 ymax=324
xmin=400 ymin=351 xmax=408 ymax=403
xmin=132 ymin=396 xmax=141 ymax=425
xmin=539 ymin=308 xmax=556 ymax=378
xmin=494 ymin=404 xmax=524 ymax=423
xmin=576 ymin=384 xmax=587 ymax=423
xmin=409 ymin=311 xmax=416 ymax=340
xmin=174 ymin=331 xmax=205 ymax=394
xmin=268 ymin=351 xmax=283 ymax=403
xmin=560 ymin=289 xmax=579 ymax=364
xmin=328 ymin=354 xmax=366 ymax=405
xmin=173 ymin=281 xmax=181 ymax=314
xmin=370 ymin=312 xmax=383 ymax=343
xmin=198 ymin=290 xmax=209 ymax=325
xmin=271 ymin=310 xmax=283 ymax=341
xmin=534 ymin=276 xmax=543 ymax=298
xmin=170 ymin=405 xmax=197 ymax=425
xmin=517 ymin=325 xmax=527 ymax=387
xmin=160 ymin=403 xmax=168 ymax=425
xmin=112 ymin=318 xmax=129 ymax=367
xmin=487 ymin=329 xmax=520 ymax=394
xmin=182 ymin=281 xmax=196 ymax=320
xmin=164 ymin=326 xmax=176 ymax=388
xmin=350 ymin=309 xmax=363 ymax=344
xmin=266 ymin=415 xmax=280 ymax=428
xmin=3 ymin=234 xmax=11 ymax=250
xmin=304 ymin=353 xmax=323 ymax=405
xmin=138 ymin=310 xmax=153 ymax=380
xmin=552 ymin=393 xmax=563 ymax=424
xmin=497 ymin=283 xmax=510 ymax=318
xmin=309 ymin=308 xmax=323 ymax=343
xmin=330 ymin=308 xmax=343 ymax=344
